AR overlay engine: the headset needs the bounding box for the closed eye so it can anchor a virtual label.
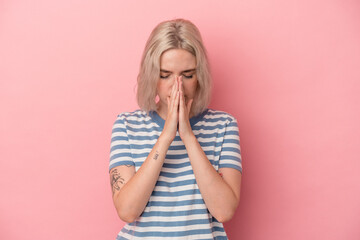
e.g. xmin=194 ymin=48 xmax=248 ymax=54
xmin=160 ymin=74 xmax=193 ymax=79
xmin=183 ymin=75 xmax=193 ymax=79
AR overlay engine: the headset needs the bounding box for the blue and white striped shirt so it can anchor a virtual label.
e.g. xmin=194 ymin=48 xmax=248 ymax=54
xmin=109 ymin=109 xmax=242 ymax=239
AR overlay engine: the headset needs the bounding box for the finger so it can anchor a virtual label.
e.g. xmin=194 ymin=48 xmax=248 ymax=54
xmin=179 ymin=75 xmax=183 ymax=90
xmin=174 ymin=89 xmax=180 ymax=112
xmin=175 ymin=75 xmax=179 ymax=93
xmin=179 ymin=77 xmax=184 ymax=101
xmin=172 ymin=76 xmax=180 ymax=107
xmin=179 ymin=78 xmax=188 ymax=118
xmin=179 ymin=78 xmax=185 ymax=107
xmin=179 ymin=81 xmax=185 ymax=108
xmin=179 ymin=88 xmax=184 ymax=115
xmin=169 ymin=82 xmax=178 ymax=113
xmin=170 ymin=76 xmax=181 ymax=114
xmin=179 ymin=75 xmax=184 ymax=92
xmin=187 ymin=99 xmax=193 ymax=115
xmin=170 ymin=80 xmax=177 ymax=102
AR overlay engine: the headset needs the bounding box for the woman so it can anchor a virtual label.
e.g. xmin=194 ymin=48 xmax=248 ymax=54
xmin=109 ymin=18 xmax=242 ymax=239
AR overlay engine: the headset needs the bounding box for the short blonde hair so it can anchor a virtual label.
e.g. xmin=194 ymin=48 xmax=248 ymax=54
xmin=136 ymin=18 xmax=212 ymax=116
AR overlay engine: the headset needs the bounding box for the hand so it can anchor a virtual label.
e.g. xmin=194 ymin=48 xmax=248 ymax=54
xmin=178 ymin=76 xmax=194 ymax=141
xmin=160 ymin=76 xmax=180 ymax=143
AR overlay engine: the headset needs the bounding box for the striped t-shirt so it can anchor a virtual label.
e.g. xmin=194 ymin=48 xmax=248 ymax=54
xmin=109 ymin=108 xmax=242 ymax=240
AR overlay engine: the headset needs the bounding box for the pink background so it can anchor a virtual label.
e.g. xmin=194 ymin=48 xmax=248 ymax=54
xmin=1 ymin=0 xmax=359 ymax=239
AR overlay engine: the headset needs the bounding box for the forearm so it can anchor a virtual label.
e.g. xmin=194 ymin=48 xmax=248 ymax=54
xmin=184 ymin=134 xmax=239 ymax=222
xmin=114 ymin=134 xmax=171 ymax=222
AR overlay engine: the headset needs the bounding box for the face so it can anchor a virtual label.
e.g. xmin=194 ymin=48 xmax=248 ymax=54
xmin=156 ymin=48 xmax=198 ymax=112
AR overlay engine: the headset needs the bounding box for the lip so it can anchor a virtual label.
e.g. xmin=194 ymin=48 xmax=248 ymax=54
xmin=167 ymin=94 xmax=189 ymax=102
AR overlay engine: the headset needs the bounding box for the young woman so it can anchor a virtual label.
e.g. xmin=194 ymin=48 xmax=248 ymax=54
xmin=109 ymin=18 xmax=242 ymax=239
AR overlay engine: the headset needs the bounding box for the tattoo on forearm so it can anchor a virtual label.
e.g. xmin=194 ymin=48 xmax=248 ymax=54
xmin=110 ymin=169 xmax=125 ymax=195
xmin=153 ymin=150 xmax=159 ymax=160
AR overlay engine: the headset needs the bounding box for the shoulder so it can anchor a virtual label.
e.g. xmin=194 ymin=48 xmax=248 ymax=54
xmin=112 ymin=110 xmax=151 ymax=130
xmin=115 ymin=109 xmax=149 ymax=122
xmin=204 ymin=109 xmax=238 ymax=124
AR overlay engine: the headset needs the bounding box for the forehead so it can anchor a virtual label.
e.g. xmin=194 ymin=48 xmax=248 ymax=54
xmin=160 ymin=49 xmax=196 ymax=71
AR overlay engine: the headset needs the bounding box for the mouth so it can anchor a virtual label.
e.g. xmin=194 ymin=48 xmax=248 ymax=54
xmin=167 ymin=95 xmax=188 ymax=101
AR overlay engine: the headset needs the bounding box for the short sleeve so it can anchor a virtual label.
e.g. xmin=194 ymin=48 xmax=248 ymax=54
xmin=218 ymin=117 xmax=243 ymax=174
xmin=109 ymin=114 xmax=135 ymax=172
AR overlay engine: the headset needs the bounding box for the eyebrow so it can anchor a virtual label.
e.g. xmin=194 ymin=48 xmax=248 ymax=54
xmin=160 ymin=68 xmax=196 ymax=74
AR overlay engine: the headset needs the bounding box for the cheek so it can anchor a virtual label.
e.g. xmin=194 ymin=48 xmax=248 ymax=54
xmin=157 ymin=82 xmax=173 ymax=97
xmin=183 ymin=80 xmax=198 ymax=97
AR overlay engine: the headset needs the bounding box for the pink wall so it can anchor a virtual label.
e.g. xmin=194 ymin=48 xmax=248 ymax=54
xmin=1 ymin=0 xmax=359 ymax=239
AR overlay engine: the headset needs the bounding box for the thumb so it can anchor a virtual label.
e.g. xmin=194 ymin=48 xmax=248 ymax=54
xmin=167 ymin=96 xmax=170 ymax=108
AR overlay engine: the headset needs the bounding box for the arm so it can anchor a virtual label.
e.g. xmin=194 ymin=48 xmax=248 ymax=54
xmin=183 ymin=135 xmax=242 ymax=223
xmin=178 ymin=78 xmax=242 ymax=222
xmin=110 ymin=135 xmax=172 ymax=223
xmin=110 ymin=80 xmax=180 ymax=223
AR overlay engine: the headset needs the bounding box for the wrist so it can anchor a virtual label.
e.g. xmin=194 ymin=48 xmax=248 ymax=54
xmin=181 ymin=132 xmax=196 ymax=146
xmin=158 ymin=133 xmax=173 ymax=146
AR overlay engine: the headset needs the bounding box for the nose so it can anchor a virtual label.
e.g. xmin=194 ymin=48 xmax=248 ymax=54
xmin=171 ymin=75 xmax=180 ymax=86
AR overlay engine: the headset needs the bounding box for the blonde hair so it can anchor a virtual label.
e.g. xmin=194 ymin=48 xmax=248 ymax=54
xmin=136 ymin=18 xmax=212 ymax=116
